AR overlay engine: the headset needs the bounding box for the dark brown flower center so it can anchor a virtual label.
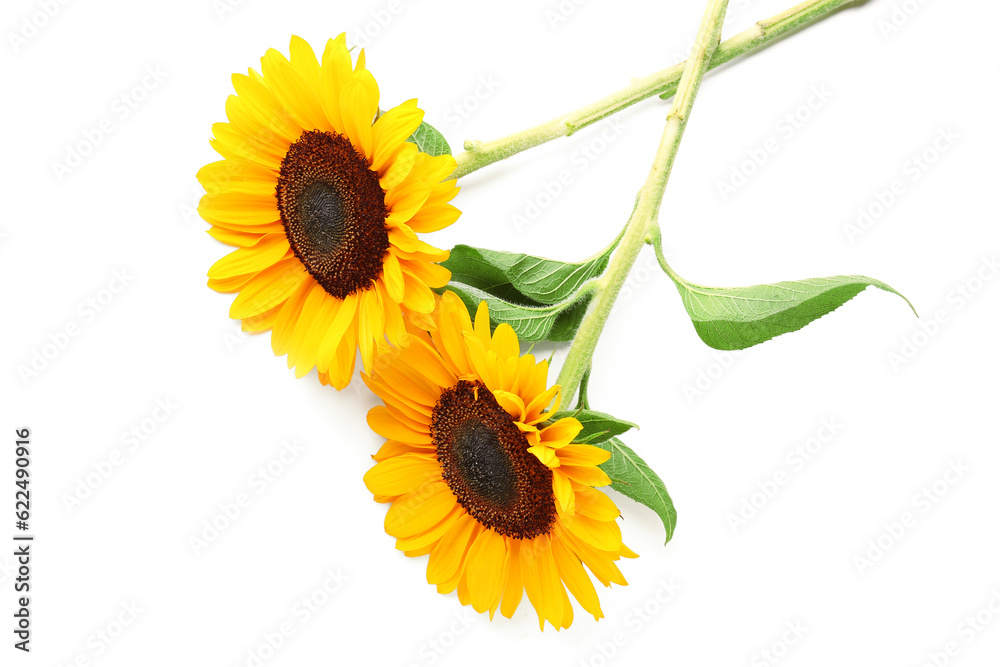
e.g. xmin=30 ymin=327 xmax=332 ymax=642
xmin=431 ymin=380 xmax=555 ymax=539
xmin=276 ymin=130 xmax=389 ymax=299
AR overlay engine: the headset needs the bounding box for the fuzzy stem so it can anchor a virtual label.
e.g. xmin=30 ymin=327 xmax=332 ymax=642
xmin=451 ymin=0 xmax=862 ymax=180
xmin=554 ymin=0 xmax=731 ymax=402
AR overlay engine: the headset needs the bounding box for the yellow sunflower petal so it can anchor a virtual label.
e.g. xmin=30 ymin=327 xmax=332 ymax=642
xmin=575 ymin=487 xmax=621 ymax=522
xmin=260 ymin=47 xmax=329 ymax=131
xmin=410 ymin=152 xmax=458 ymax=183
xmin=241 ymin=303 xmax=282 ymax=333
xmin=490 ymin=323 xmax=520 ymax=361
xmin=385 ymin=483 xmax=456 ymax=538
xmin=340 ymin=78 xmax=376 ymax=160
xmin=269 ymin=280 xmax=312 ymax=355
xmin=210 ymin=123 xmax=282 ymax=171
xmin=399 ymin=259 xmax=450 ymax=292
xmin=492 ymin=390 xmax=526 ymax=421
xmin=206 ymin=226 xmax=264 ymax=248
xmin=386 ymin=180 xmax=432 ymax=224
xmin=373 ymin=439 xmax=431 ymax=462
xmin=207 ymin=233 xmax=290 ymax=280
xmin=319 ymin=34 xmax=351 ymax=132
xmin=371 ymin=99 xmax=423 ymax=171
xmin=326 ymin=324 xmax=358 ymax=390
xmin=407 ymin=203 xmax=462 ymax=234
xmin=554 ymin=522 xmax=627 ymax=587
xmin=538 ymin=417 xmax=582 ymax=447
xmin=499 ymin=539 xmax=524 ymax=619
xmin=552 ymin=470 xmax=575 ymax=514
xmin=557 ymin=444 xmax=612 ymax=467
xmin=465 ymin=530 xmax=508 ymax=614
xmin=426 ymin=513 xmax=479 ymax=585
xmin=560 ymin=511 xmax=623 ymax=553
xmin=395 ymin=505 xmax=465 ymax=552
xmin=381 ymin=251 xmax=406 ymax=303
xmin=519 ymin=539 xmax=547 ymax=631
xmin=524 ymin=385 xmax=561 ymax=425
xmin=367 ymin=405 xmax=431 ymax=444
xmin=400 ymin=268 xmax=437 ymax=313
xmin=551 ymin=537 xmax=603 ymax=620
xmin=288 ymin=35 xmax=322 ymax=92
xmin=315 ymin=291 xmax=359 ymax=373
xmin=560 ymin=464 xmax=612 ymax=488
xmin=364 ymin=453 xmax=442 ymax=497
xmin=198 ymin=159 xmax=276 ymax=195
xmin=230 ymin=72 xmax=301 ymax=142
xmin=229 ymin=258 xmax=308 ymax=319
xmin=199 ymin=190 xmax=279 ymax=228
xmin=379 ymin=141 xmax=419 ymax=189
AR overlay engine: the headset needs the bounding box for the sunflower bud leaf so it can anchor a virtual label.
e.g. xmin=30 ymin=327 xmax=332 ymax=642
xmin=594 ymin=437 xmax=676 ymax=545
xmin=666 ymin=272 xmax=917 ymax=350
xmin=406 ymin=120 xmax=452 ymax=157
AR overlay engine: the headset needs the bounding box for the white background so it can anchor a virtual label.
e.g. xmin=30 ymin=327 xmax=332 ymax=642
xmin=2 ymin=0 xmax=999 ymax=665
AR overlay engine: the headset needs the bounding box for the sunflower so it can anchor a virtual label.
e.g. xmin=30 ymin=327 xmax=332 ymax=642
xmin=362 ymin=292 xmax=636 ymax=630
xmin=198 ymin=35 xmax=460 ymax=389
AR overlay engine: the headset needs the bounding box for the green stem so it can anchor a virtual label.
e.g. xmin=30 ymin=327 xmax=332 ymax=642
xmin=554 ymin=0 xmax=730 ymax=402
xmin=450 ymin=0 xmax=862 ymax=180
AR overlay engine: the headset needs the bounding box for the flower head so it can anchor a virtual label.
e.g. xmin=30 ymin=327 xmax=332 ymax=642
xmin=363 ymin=292 xmax=636 ymax=630
xmin=199 ymin=35 xmax=460 ymax=388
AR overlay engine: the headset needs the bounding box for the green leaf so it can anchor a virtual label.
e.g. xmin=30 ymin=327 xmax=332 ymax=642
xmin=594 ymin=437 xmax=676 ymax=544
xmin=546 ymin=297 xmax=592 ymax=342
xmin=669 ymin=274 xmax=917 ymax=350
xmin=443 ymin=282 xmax=595 ymax=343
xmin=441 ymin=243 xmax=617 ymax=305
xmin=552 ymin=409 xmax=637 ymax=445
xmin=406 ymin=120 xmax=451 ymax=157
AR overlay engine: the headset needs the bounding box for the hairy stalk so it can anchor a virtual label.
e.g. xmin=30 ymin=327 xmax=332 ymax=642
xmin=554 ymin=0 xmax=730 ymax=402
xmin=451 ymin=0 xmax=861 ymax=180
